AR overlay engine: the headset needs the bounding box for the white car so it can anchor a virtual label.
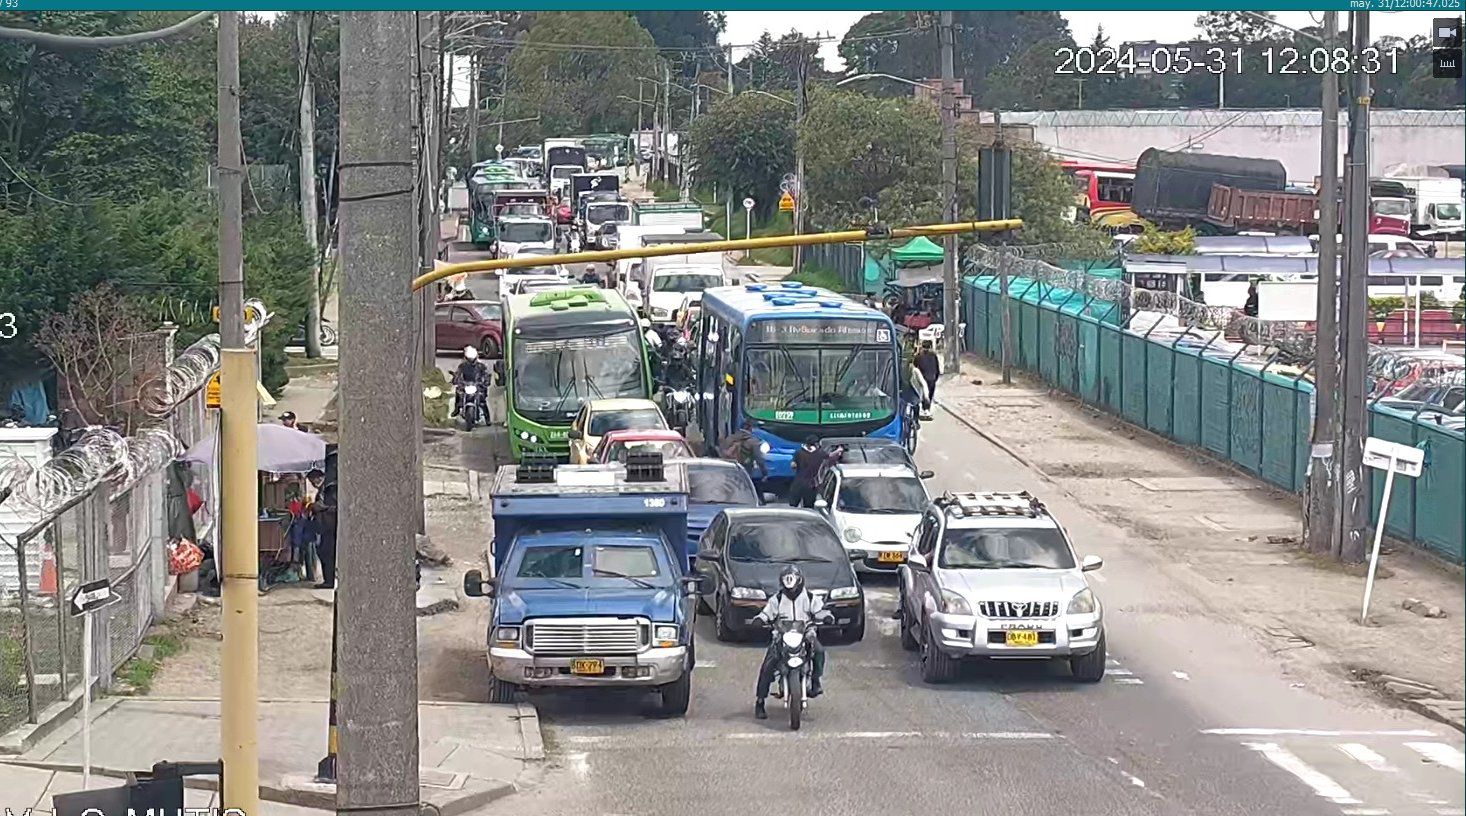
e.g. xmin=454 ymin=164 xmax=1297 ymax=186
xmin=897 ymin=491 xmax=1106 ymax=683
xmin=495 ymin=216 xmax=555 ymax=258
xmin=647 ymin=266 xmax=724 ymax=324
xmin=815 ymin=463 xmax=933 ymax=572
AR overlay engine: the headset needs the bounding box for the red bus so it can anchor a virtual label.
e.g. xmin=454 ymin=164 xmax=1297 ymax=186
xmin=1060 ymin=160 xmax=1143 ymax=230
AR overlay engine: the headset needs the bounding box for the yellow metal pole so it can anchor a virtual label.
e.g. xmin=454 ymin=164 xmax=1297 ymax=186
xmin=411 ymin=219 xmax=1023 ymax=291
xmin=218 ymin=347 xmax=258 ymax=809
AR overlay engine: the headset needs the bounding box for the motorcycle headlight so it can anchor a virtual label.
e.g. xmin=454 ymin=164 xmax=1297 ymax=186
xmin=653 ymin=624 xmax=679 ymax=647
xmin=493 ymin=626 xmax=520 ymax=648
xmin=1067 ymin=587 xmax=1097 ymax=615
xmin=781 ymin=631 xmax=805 ymax=650
xmin=939 ymin=590 xmax=972 ymax=616
xmin=842 ymin=527 xmax=862 ymax=544
xmin=829 ymin=586 xmax=860 ymax=600
xmin=464 ymin=384 xmax=478 ymax=395
xmin=786 ymin=656 xmax=805 ymax=668
xmin=672 ymin=391 xmax=690 ymax=404
xmin=730 ymin=586 xmax=766 ymax=600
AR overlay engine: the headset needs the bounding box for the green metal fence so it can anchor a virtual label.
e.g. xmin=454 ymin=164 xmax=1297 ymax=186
xmin=962 ymin=273 xmax=1465 ymax=564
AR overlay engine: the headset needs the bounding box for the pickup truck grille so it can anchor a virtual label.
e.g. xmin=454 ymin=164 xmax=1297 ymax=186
xmin=978 ymin=601 xmax=1060 ymax=619
xmin=526 ymin=618 xmax=647 ymax=655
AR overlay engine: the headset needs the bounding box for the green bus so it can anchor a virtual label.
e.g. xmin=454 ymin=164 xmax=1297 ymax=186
xmin=468 ymin=169 xmax=532 ymax=247
xmin=501 ymin=288 xmax=654 ymax=461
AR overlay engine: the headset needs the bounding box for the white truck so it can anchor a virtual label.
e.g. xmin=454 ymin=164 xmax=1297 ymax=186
xmin=632 ymin=201 xmax=704 ymax=230
xmin=643 ymin=257 xmax=728 ymax=324
xmin=1386 ymin=177 xmax=1464 ymax=238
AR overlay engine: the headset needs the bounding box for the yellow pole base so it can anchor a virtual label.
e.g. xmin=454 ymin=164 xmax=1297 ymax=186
xmin=219 ymin=347 xmax=260 ymax=812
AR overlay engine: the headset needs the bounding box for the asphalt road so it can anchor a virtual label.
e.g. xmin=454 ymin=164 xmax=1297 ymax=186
xmin=463 ymin=405 xmax=1465 ymax=816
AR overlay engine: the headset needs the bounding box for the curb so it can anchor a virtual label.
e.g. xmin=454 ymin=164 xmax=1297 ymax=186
xmin=514 ymin=702 xmax=545 ymax=761
xmin=933 ymin=392 xmax=1057 ymax=486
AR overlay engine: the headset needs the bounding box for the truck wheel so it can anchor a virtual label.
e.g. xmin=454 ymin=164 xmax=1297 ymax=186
xmin=488 ymin=676 xmax=518 ymax=704
xmin=919 ymin=622 xmax=958 ymax=684
xmin=714 ymin=597 xmax=738 ymax=642
xmin=656 ymin=672 xmax=691 ymax=718
xmin=1069 ymin=633 xmax=1107 ymax=683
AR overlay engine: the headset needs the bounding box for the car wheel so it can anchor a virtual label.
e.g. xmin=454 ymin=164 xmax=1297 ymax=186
xmin=714 ymin=596 xmax=737 ymax=642
xmin=1069 ymin=632 xmax=1107 ymax=683
xmin=488 ymin=676 xmax=518 ymax=704
xmin=656 ymin=671 xmax=692 ymax=718
xmin=898 ymin=606 xmax=918 ymax=652
xmin=919 ymin=620 xmax=958 ymax=684
xmin=481 ymin=335 xmax=501 ymax=359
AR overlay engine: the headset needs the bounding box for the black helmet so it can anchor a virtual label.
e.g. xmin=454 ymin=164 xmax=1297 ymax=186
xmin=778 ymin=564 xmax=805 ymax=599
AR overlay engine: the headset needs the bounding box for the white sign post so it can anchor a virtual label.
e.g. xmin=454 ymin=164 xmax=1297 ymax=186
xmin=1359 ymin=437 xmax=1426 ymax=625
xmin=742 ymin=197 xmax=755 ymax=241
xmin=69 ymin=578 xmax=119 ymax=788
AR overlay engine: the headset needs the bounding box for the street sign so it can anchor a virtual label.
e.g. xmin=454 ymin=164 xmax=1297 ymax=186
xmin=211 ymin=304 xmax=260 ymax=323
xmin=778 ymin=192 xmax=795 ymax=212
xmin=1363 ymin=436 xmax=1425 ymax=478
xmin=70 ymin=578 xmax=118 ymax=617
xmin=743 ymin=197 xmax=755 ymax=211
xmin=206 ymin=373 xmax=221 ymax=408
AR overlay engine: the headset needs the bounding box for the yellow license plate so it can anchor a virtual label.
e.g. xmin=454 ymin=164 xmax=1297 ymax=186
xmin=570 ymin=659 xmax=605 ymax=675
xmin=877 ymin=551 xmax=906 ymax=564
xmin=1005 ymin=630 xmax=1040 ymax=647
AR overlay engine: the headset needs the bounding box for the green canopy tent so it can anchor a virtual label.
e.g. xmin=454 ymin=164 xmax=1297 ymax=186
xmin=890 ymin=236 xmax=945 ymax=268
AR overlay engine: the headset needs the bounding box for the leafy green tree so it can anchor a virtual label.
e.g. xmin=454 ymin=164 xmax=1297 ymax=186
xmin=634 ymin=11 xmax=725 ymax=80
xmin=688 ymin=92 xmax=794 ymax=220
xmin=982 ymin=38 xmax=1082 ymax=110
xmin=838 ymin=11 xmax=930 ymax=90
xmin=1197 ymin=11 xmax=1276 ymax=42
xmin=501 ymin=12 xmax=659 ymax=146
xmin=738 ymin=31 xmax=826 ymax=92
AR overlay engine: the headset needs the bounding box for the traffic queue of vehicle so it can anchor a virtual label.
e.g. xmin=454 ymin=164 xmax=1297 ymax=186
xmin=453 ymin=253 xmax=1112 ymax=729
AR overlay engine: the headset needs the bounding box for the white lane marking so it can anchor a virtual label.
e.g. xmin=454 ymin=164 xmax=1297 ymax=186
xmin=1171 ymin=671 xmax=1190 ymax=681
xmin=562 ymin=735 xmax=612 ymax=745
xmin=1406 ymin=742 xmax=1466 ymax=773
xmin=1341 ymin=809 xmax=1391 ymax=815
xmin=1205 ymin=729 xmax=1439 ymax=737
xmin=1435 ymin=809 xmax=1465 ymax=816
xmin=695 ymin=660 xmax=718 ymax=669
xmin=725 ymin=731 xmax=919 ymax=741
xmin=1242 ymin=741 xmax=1361 ymax=805
xmin=1113 ymin=678 xmax=1145 ymax=685
xmin=1338 ymin=743 xmax=1399 ymax=773
xmin=1106 ymin=757 xmax=1147 ymax=790
xmin=1108 ymin=668 xmax=1135 ymax=676
xmin=956 ymin=732 xmax=1055 ymax=740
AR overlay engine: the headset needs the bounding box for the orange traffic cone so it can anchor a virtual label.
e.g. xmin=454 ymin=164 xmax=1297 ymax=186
xmin=39 ymin=541 xmax=58 ymax=596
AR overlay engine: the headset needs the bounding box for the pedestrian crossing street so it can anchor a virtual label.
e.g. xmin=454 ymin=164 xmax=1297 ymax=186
xmin=1206 ymin=730 xmax=1465 ymax=816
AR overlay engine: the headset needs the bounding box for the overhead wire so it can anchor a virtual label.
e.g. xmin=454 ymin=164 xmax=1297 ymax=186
xmin=0 ymin=10 xmax=214 ymax=50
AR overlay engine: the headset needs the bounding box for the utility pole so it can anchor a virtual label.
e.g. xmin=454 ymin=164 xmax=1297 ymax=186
xmin=337 ymin=13 xmax=421 ymax=816
xmin=683 ymin=79 xmax=696 ymax=199
xmin=662 ymin=61 xmax=671 ymax=185
xmin=497 ymin=54 xmax=508 ymax=157
xmin=297 ymin=12 xmax=323 ymax=359
xmin=468 ymin=51 xmax=479 ymax=165
xmin=1337 ymin=10 xmax=1372 ymax=564
xmin=216 ymin=11 xmax=259 ymax=815
xmin=635 ymin=79 xmax=644 ymax=180
xmin=938 ymin=11 xmax=960 ymax=374
xmin=1305 ymin=10 xmax=1342 ymax=558
xmin=414 ymin=12 xmax=439 ymax=538
xmin=726 ymin=45 xmax=735 ymax=95
xmin=792 ymin=49 xmax=808 ymax=275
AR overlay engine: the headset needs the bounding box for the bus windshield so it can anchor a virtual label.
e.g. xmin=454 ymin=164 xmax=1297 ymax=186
xmin=512 ymin=329 xmax=646 ymax=421
xmin=744 ymin=344 xmax=894 ymax=424
xmin=500 ymin=221 xmax=553 ymax=244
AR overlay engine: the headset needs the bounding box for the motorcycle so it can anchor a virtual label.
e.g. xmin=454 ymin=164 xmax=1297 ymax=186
xmin=292 ymin=319 xmax=338 ymax=348
xmin=458 ymin=382 xmax=483 ymax=431
xmin=660 ymin=386 xmax=692 ymax=434
xmin=769 ymin=618 xmax=819 ymax=731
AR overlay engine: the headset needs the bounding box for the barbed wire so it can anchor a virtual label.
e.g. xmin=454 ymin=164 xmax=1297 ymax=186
xmin=0 ymin=425 xmax=182 ymax=518
xmin=137 ymin=297 xmax=272 ymax=416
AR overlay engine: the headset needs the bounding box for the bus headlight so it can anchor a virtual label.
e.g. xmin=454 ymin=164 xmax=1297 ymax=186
xmin=759 ymin=442 xmax=770 ymax=455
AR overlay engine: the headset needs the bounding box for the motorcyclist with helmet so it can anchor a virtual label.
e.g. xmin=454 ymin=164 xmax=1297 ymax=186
xmin=751 ymin=565 xmax=832 ymax=720
xmin=451 ymin=345 xmax=489 ymax=417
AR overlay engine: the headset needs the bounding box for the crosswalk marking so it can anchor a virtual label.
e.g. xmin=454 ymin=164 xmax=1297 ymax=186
xmin=1406 ymin=742 xmax=1466 ymax=774
xmin=1242 ymin=741 xmax=1361 ymax=805
xmin=1341 ymin=809 xmax=1390 ymax=815
xmin=1338 ymin=743 xmax=1400 ymax=773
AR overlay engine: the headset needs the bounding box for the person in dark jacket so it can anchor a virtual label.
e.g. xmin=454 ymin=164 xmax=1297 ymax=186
xmin=913 ymin=340 xmax=941 ymax=413
xmin=789 ymin=435 xmax=839 ymax=508
xmin=313 ymin=479 xmax=339 ymax=589
xmin=718 ymin=419 xmax=769 ymax=480
xmin=1244 ymin=280 xmax=1259 ymax=317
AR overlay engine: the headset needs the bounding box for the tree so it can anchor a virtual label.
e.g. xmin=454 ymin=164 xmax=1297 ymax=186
xmin=688 ymin=92 xmax=794 ymax=219
xmin=838 ymin=11 xmax=932 ymax=96
xmin=952 ymin=12 xmax=1073 ymax=104
xmin=32 ymin=283 xmax=158 ymax=431
xmin=738 ymin=31 xmax=825 ymax=92
xmin=634 ymin=11 xmax=724 ymax=78
xmin=982 ymin=38 xmax=1082 ymax=110
xmin=1197 ymin=11 xmax=1276 ymax=42
xmin=500 ymin=12 xmax=659 ymax=145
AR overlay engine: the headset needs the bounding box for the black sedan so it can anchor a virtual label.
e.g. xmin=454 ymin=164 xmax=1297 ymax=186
xmin=694 ymin=507 xmax=865 ymax=643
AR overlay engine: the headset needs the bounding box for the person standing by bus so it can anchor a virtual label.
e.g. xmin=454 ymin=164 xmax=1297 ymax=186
xmin=913 ymin=340 xmax=940 ymax=417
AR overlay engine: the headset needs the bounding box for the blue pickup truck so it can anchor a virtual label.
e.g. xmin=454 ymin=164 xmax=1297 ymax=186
xmin=462 ymin=453 xmax=704 ymax=717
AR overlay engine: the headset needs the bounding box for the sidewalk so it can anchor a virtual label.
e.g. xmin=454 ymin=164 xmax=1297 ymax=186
xmin=935 ymin=353 xmax=1464 ymax=730
xmin=3 ymin=697 xmax=542 ymax=815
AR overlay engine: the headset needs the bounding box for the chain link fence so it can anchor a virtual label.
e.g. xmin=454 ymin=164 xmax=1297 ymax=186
xmin=960 ymin=245 xmax=1464 ymax=563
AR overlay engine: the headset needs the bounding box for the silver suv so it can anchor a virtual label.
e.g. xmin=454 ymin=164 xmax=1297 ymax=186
xmin=897 ymin=492 xmax=1106 ymax=683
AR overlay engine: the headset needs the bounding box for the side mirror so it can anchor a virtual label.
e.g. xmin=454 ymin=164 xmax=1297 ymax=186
xmin=681 ymin=574 xmax=708 ymax=595
xmin=1081 ymin=555 xmax=1104 ymax=572
xmin=568 ymin=429 xmax=583 ymax=440
xmin=907 ymin=551 xmax=928 ymax=569
xmin=919 ymin=470 xmax=935 ymax=480
xmin=463 ymin=569 xmax=495 ymax=597
xmin=813 ymin=498 xmax=829 ymax=510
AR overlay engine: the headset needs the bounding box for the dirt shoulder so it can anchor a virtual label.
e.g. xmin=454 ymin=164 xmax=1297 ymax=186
xmin=936 ymin=354 xmax=1464 ymax=709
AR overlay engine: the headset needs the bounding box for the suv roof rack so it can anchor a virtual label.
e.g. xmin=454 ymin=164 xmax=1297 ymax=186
xmin=936 ymin=491 xmax=1046 ymax=518
xmin=624 ymin=450 xmax=665 ymax=483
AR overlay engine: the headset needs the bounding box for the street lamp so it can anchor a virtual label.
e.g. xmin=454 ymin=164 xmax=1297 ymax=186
xmin=746 ymin=89 xmax=795 ymax=107
xmin=836 ymin=72 xmax=939 ymax=92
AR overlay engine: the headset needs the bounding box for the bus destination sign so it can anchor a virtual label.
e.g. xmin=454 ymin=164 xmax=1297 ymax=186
xmin=749 ymin=318 xmax=891 ymax=345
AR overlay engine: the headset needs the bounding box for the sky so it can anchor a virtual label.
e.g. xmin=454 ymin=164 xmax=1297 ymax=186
xmin=720 ymin=11 xmax=1447 ymax=70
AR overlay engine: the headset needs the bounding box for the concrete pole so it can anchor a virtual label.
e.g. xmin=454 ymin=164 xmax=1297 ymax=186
xmin=635 ymin=79 xmax=644 ymax=180
xmin=298 ymin=12 xmax=323 ymax=359
xmin=497 ymin=54 xmax=509 ymax=157
xmin=662 ymin=61 xmax=671 ymax=185
xmin=938 ymin=11 xmax=960 ymax=374
xmin=792 ymin=51 xmax=807 ymax=275
xmin=468 ymin=50 xmax=479 ymax=165
xmin=216 ymin=11 xmax=260 ymax=815
xmin=337 ymin=13 xmax=421 ymax=816
xmin=726 ymin=45 xmax=735 ymax=95
xmin=1305 ymin=10 xmax=1342 ymax=558
xmin=1337 ymin=11 xmax=1372 ymax=564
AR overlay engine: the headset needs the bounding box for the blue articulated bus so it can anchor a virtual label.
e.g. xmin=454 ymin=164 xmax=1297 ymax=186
xmin=691 ymin=282 xmax=902 ymax=480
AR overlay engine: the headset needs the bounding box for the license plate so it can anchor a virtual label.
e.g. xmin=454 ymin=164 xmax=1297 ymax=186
xmin=1005 ymin=630 xmax=1039 ymax=647
xmin=877 ymin=551 xmax=906 ymax=563
xmin=570 ymin=658 xmax=604 ymax=675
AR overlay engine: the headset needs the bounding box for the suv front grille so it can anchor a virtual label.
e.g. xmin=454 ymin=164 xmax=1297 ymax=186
xmin=526 ymin=619 xmax=647 ymax=655
xmin=978 ymin=601 xmax=1059 ymax=619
